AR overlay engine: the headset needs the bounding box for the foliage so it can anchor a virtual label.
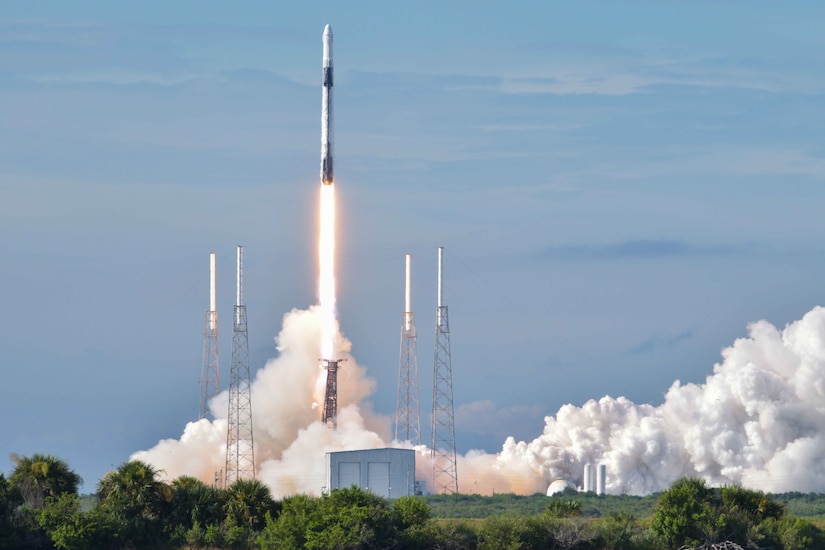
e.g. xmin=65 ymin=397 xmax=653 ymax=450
xmin=97 ymin=460 xmax=170 ymax=547
xmin=259 ymin=487 xmax=397 ymax=550
xmin=45 ymin=498 xmax=121 ymax=550
xmin=9 ymin=453 xmax=82 ymax=509
xmin=551 ymin=516 xmax=597 ymax=549
xmin=257 ymin=494 xmax=315 ymax=549
xmin=166 ymin=475 xmax=224 ymax=546
xmin=595 ymin=511 xmax=646 ymax=550
xmin=545 ymin=499 xmax=582 ymax=518
xmin=6 ymin=452 xmax=825 ymax=550
xmin=650 ymin=477 xmax=717 ymax=547
xmin=307 ymin=486 xmax=395 ymax=549
xmin=422 ymin=520 xmax=479 ymax=550
xmin=0 ymin=474 xmax=21 ymax=549
xmin=477 ymin=515 xmax=529 ymax=550
xmin=223 ymin=478 xmax=277 ymax=531
xmin=392 ymin=495 xmax=431 ymax=529
xmin=425 ymin=490 xmax=658 ymax=519
xmin=720 ymin=484 xmax=784 ymax=523
xmin=770 ymin=491 xmax=825 ymax=518
xmin=650 ymin=477 xmax=822 ymax=550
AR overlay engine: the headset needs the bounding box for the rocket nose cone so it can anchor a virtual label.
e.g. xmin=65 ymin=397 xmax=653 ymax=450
xmin=323 ymin=24 xmax=332 ymax=36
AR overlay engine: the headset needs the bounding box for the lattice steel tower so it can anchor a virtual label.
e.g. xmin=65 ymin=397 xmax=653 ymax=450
xmin=200 ymin=252 xmax=220 ymax=419
xmin=322 ymin=359 xmax=342 ymax=429
xmin=396 ymin=253 xmax=421 ymax=445
xmin=225 ymin=245 xmax=255 ymax=486
xmin=431 ymin=246 xmax=458 ymax=494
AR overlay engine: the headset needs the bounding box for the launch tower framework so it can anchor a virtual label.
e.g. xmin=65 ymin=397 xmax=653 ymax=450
xmin=431 ymin=247 xmax=458 ymax=494
xmin=396 ymin=253 xmax=421 ymax=445
xmin=200 ymin=252 xmax=220 ymax=419
xmin=322 ymin=359 xmax=342 ymax=429
xmin=225 ymin=246 xmax=255 ymax=486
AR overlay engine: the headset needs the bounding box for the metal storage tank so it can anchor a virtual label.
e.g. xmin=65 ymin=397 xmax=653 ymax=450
xmin=325 ymin=448 xmax=417 ymax=499
xmin=596 ymin=463 xmax=606 ymax=495
xmin=583 ymin=463 xmax=594 ymax=492
xmin=546 ymin=479 xmax=575 ymax=496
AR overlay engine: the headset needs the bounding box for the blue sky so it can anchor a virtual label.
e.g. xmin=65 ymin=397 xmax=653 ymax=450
xmin=2 ymin=1 xmax=825 ymax=490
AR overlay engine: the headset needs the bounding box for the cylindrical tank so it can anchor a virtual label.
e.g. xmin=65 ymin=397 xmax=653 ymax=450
xmin=596 ymin=464 xmax=606 ymax=495
xmin=583 ymin=463 xmax=594 ymax=492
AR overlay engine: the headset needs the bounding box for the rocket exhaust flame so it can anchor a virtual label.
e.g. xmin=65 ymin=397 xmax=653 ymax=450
xmin=318 ymin=184 xmax=336 ymax=359
xmin=318 ymin=24 xmax=337 ymax=361
xmin=318 ymin=24 xmax=340 ymax=429
xmin=318 ymin=24 xmax=337 ymax=360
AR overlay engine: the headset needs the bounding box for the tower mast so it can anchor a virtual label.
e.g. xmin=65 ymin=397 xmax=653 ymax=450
xmin=225 ymin=245 xmax=255 ymax=486
xmin=322 ymin=359 xmax=341 ymax=429
xmin=396 ymin=253 xmax=421 ymax=444
xmin=431 ymin=246 xmax=458 ymax=493
xmin=200 ymin=252 xmax=219 ymax=419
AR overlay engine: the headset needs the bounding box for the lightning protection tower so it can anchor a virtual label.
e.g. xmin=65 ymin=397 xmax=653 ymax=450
xmin=396 ymin=253 xmax=421 ymax=445
xmin=225 ymin=245 xmax=255 ymax=486
xmin=200 ymin=252 xmax=219 ymax=419
xmin=431 ymin=246 xmax=458 ymax=494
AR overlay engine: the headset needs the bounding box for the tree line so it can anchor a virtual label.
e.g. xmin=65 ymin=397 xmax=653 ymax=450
xmin=1 ymin=452 xmax=822 ymax=549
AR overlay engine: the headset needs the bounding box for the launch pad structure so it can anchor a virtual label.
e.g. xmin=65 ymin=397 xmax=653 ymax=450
xmin=200 ymin=252 xmax=219 ymax=420
xmin=396 ymin=253 xmax=421 ymax=445
xmin=322 ymin=359 xmax=345 ymax=429
xmin=431 ymin=247 xmax=459 ymax=494
xmin=225 ymin=245 xmax=255 ymax=486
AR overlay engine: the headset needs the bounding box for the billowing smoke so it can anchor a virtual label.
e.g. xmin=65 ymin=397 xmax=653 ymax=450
xmin=134 ymin=305 xmax=825 ymax=496
xmin=133 ymin=306 xmax=395 ymax=498
xmin=489 ymin=306 xmax=825 ymax=495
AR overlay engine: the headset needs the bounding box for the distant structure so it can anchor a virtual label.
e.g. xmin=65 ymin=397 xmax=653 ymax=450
xmin=225 ymin=245 xmax=255 ymax=486
xmin=322 ymin=359 xmax=342 ymax=429
xmin=200 ymin=252 xmax=219 ymax=419
xmin=431 ymin=246 xmax=458 ymax=494
xmin=396 ymin=253 xmax=421 ymax=445
xmin=326 ymin=448 xmax=421 ymax=498
xmin=596 ymin=464 xmax=606 ymax=496
xmin=583 ymin=463 xmax=594 ymax=492
xmin=547 ymin=479 xmax=575 ymax=496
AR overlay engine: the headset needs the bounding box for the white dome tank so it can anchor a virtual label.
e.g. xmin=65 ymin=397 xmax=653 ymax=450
xmin=546 ymin=479 xmax=575 ymax=496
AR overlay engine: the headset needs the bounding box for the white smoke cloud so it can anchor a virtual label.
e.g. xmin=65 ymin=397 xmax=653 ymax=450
xmin=495 ymin=306 xmax=825 ymax=495
xmin=134 ymin=303 xmax=825 ymax=496
xmin=133 ymin=305 xmax=393 ymax=498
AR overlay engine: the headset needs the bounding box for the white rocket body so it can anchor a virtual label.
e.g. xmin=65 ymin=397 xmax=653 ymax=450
xmin=320 ymin=24 xmax=334 ymax=185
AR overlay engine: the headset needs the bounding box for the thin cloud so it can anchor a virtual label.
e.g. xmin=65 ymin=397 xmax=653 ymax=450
xmin=625 ymin=328 xmax=698 ymax=356
xmin=541 ymin=239 xmax=747 ymax=261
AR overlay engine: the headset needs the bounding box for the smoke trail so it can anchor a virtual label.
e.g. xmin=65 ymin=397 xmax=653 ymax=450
xmin=134 ymin=305 xmax=825 ymax=496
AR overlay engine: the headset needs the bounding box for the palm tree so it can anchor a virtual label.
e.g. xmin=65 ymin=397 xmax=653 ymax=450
xmin=9 ymin=453 xmax=82 ymax=509
xmin=168 ymin=475 xmax=224 ymax=530
xmin=98 ymin=460 xmax=171 ymax=546
xmin=223 ymin=478 xmax=276 ymax=531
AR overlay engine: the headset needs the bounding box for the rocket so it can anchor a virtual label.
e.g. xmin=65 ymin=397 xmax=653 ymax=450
xmin=320 ymin=24 xmax=334 ymax=185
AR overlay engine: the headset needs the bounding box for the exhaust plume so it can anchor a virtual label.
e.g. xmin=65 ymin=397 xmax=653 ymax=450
xmin=482 ymin=306 xmax=825 ymax=495
xmin=134 ymin=305 xmax=825 ymax=496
